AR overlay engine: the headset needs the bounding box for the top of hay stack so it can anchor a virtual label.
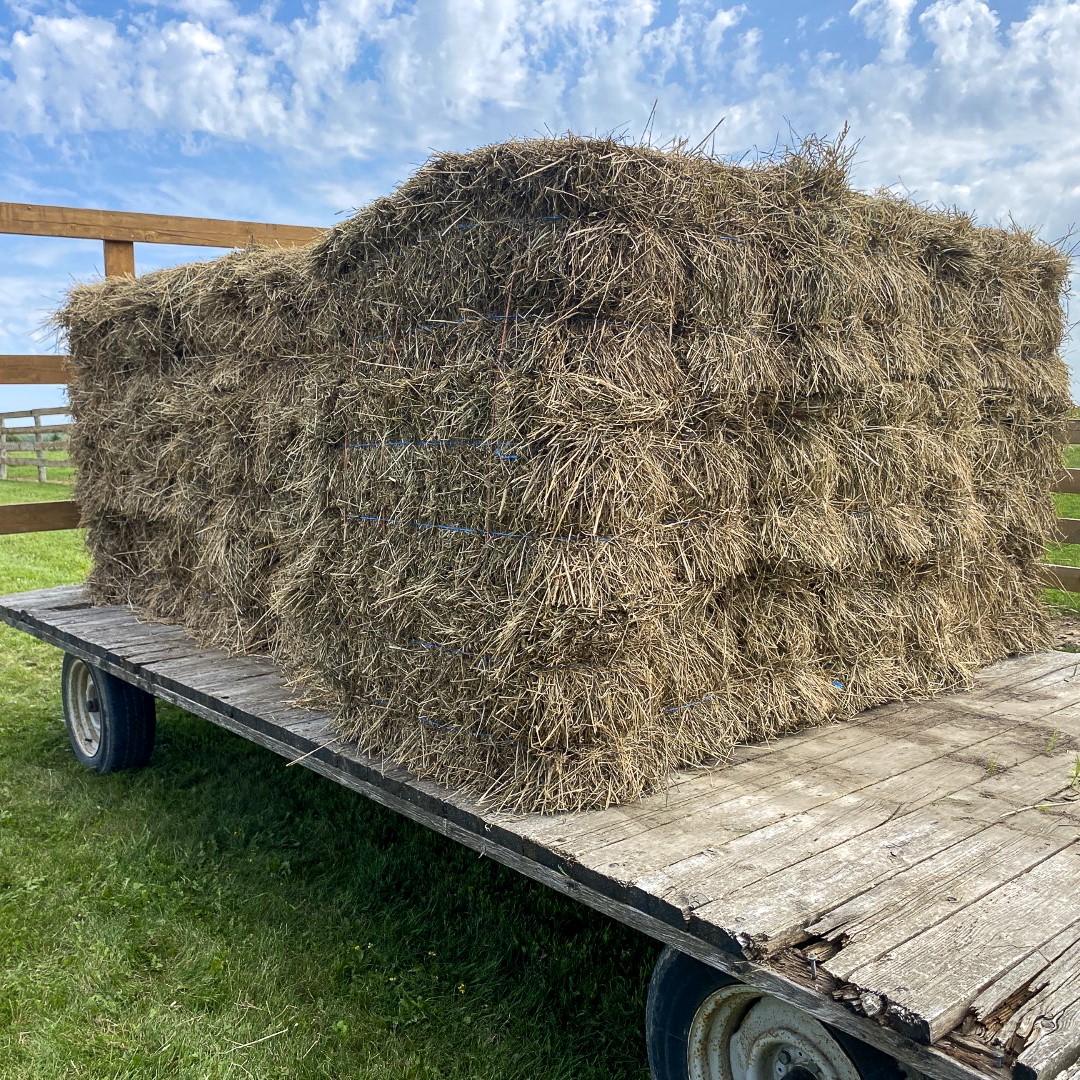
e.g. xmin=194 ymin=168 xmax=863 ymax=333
xmin=62 ymin=135 xmax=1070 ymax=405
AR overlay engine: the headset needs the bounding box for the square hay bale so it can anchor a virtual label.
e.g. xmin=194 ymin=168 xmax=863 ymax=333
xmin=58 ymin=136 xmax=1072 ymax=812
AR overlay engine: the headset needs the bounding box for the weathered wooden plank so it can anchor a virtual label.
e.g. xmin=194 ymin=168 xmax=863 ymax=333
xmin=635 ymin=795 xmax=907 ymax=927
xmin=691 ymin=807 xmax=979 ymax=953
xmin=938 ymin=749 xmax=1080 ymax=835
xmin=0 ymin=584 xmax=85 ymax=609
xmin=0 ymin=201 xmax=323 ymax=248
xmin=813 ymin=827 xmax=1074 ymax=979
xmin=0 ymin=406 xmax=68 ymax=419
xmin=1069 ymin=419 xmax=1080 ymax=446
xmin=180 ymin=668 xmax=284 ymax=702
xmin=1 ymin=422 xmax=70 ymax=435
xmin=999 ymin=930 xmax=1080 ymax=1080
xmin=646 ymin=714 xmax=1065 ymax=937
xmin=969 ymin=922 xmax=1080 ymax=1029
xmin=3 ymin=457 xmax=72 ymax=468
xmin=573 ymin=710 xmax=1015 ymax=889
xmin=0 ymin=355 xmax=70 ymax=384
xmin=0 ymin=500 xmax=80 ymax=534
xmin=1058 ymin=519 xmax=1080 ymax=545
xmin=836 ymin=845 xmax=1080 ymax=1044
xmin=1048 ymin=565 xmax=1080 ymax=593
xmin=121 ymin=642 xmax=209 ymax=667
xmin=1057 ymin=470 xmax=1080 ymax=496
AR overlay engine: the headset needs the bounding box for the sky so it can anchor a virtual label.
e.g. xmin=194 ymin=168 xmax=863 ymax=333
xmin=1 ymin=0 xmax=1077 ymax=414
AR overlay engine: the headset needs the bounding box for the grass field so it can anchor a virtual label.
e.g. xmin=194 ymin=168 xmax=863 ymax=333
xmin=0 ymin=476 xmax=654 ymax=1080
xmin=1044 ymin=444 xmax=1080 ymax=612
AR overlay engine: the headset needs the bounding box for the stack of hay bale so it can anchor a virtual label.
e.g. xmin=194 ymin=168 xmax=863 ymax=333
xmin=59 ymin=137 xmax=1071 ymax=811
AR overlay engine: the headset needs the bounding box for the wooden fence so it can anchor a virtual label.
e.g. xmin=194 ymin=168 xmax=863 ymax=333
xmin=1 ymin=201 xmax=1078 ymax=594
xmin=0 ymin=201 xmax=323 ymax=535
xmin=0 ymin=407 xmax=71 ymax=482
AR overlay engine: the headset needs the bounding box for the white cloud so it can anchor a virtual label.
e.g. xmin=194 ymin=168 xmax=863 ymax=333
xmin=850 ymin=0 xmax=917 ymax=61
xmin=919 ymin=0 xmax=1001 ymax=67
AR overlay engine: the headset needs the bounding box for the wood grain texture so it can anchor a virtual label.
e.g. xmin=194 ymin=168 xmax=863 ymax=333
xmin=0 ymin=355 xmax=70 ymax=384
xmin=1044 ymin=565 xmax=1080 ymax=592
xmin=0 ymin=202 xmax=324 ymax=248
xmin=0 ymin=422 xmax=71 ymax=436
xmin=103 ymin=238 xmax=135 ymax=277
xmin=1 ymin=457 xmax=71 ymax=468
xmin=4 ymin=585 xmax=1080 ymax=1080
xmin=0 ymin=500 xmax=80 ymax=534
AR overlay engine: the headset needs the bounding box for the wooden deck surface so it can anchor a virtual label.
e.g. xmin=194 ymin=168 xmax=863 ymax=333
xmin=2 ymin=585 xmax=1079 ymax=1080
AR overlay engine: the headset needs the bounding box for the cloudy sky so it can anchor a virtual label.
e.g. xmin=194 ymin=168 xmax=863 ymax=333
xmin=1 ymin=0 xmax=1077 ymax=412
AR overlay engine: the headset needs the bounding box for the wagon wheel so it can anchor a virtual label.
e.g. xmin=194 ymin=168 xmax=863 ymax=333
xmin=647 ymin=946 xmax=921 ymax=1080
xmin=61 ymin=653 xmax=156 ymax=773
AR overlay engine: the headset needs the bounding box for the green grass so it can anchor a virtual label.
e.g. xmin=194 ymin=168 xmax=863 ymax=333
xmin=0 ymin=479 xmax=654 ymax=1080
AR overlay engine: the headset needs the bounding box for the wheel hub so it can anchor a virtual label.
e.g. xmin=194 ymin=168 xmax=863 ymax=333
xmin=64 ymin=657 xmax=102 ymax=757
xmin=688 ymin=984 xmax=861 ymax=1080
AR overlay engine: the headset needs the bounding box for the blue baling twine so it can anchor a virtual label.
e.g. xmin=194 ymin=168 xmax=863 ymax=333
xmin=444 ymin=214 xmax=746 ymax=242
xmin=362 ymin=692 xmax=512 ymax=744
xmin=664 ymin=693 xmax=718 ymax=714
xmin=328 ymin=310 xmax=685 ymax=349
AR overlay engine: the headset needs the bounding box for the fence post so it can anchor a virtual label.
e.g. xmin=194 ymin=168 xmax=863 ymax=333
xmin=0 ymin=416 xmax=6 ymax=480
xmin=103 ymin=239 xmax=135 ymax=278
xmin=33 ymin=410 xmax=46 ymax=482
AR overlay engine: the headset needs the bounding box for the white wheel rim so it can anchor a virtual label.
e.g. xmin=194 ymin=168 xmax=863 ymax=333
xmin=65 ymin=659 xmax=102 ymax=757
xmin=688 ymin=984 xmax=862 ymax=1080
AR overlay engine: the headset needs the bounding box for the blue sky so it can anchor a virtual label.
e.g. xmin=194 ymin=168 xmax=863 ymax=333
xmin=1 ymin=0 xmax=1077 ymax=414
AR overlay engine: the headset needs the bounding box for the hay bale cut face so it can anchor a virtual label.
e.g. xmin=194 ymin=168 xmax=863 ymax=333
xmin=58 ymin=137 xmax=1072 ymax=812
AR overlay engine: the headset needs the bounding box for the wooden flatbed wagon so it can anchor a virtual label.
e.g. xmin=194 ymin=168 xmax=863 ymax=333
xmin=3 ymin=583 xmax=1078 ymax=1080
xmin=3 ymin=201 xmax=1079 ymax=1080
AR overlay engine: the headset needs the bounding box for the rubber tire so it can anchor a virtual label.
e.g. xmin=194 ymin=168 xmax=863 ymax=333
xmin=61 ymin=653 xmax=156 ymax=773
xmin=646 ymin=946 xmax=906 ymax=1080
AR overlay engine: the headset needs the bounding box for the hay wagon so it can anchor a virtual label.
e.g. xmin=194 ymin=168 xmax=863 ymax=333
xmin=3 ymin=196 xmax=1080 ymax=1080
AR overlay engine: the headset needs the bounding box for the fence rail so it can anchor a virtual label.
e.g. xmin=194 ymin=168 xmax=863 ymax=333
xmin=0 ymin=202 xmax=324 ymax=249
xmin=0 ymin=355 xmax=69 ymax=385
xmin=0 ymin=201 xmax=322 ymax=536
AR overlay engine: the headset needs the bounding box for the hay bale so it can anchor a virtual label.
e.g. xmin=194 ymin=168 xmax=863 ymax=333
xmin=57 ymin=135 xmax=1072 ymax=812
